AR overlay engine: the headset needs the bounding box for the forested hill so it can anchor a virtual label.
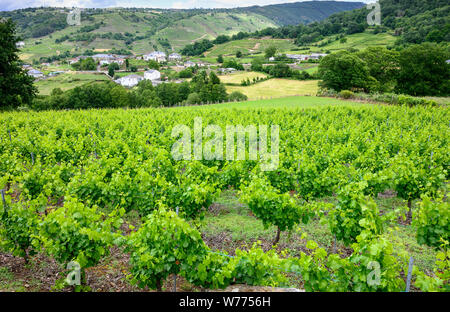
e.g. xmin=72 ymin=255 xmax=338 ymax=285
xmin=210 ymin=0 xmax=450 ymax=48
xmin=236 ymin=1 xmax=365 ymax=26
xmin=0 ymin=1 xmax=365 ymax=40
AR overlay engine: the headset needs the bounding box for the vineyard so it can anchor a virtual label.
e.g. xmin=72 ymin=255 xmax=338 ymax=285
xmin=0 ymin=100 xmax=449 ymax=292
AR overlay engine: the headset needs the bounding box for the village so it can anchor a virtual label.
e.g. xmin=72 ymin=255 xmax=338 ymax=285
xmin=19 ymin=40 xmax=328 ymax=90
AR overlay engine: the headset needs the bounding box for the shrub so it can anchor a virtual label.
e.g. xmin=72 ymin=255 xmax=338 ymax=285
xmin=127 ymin=207 xmax=208 ymax=291
xmin=240 ymin=176 xmax=307 ymax=245
xmin=186 ymin=92 xmax=202 ymax=105
xmin=228 ymin=91 xmax=248 ymax=102
xmin=339 ymin=90 xmax=355 ymax=99
xmin=0 ymin=202 xmax=39 ymax=264
xmin=37 ymin=198 xmax=124 ymax=287
xmin=329 ymin=182 xmax=383 ymax=246
xmin=413 ymin=195 xmax=449 ymax=249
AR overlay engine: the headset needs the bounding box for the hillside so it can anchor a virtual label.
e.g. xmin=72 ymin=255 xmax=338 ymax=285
xmin=239 ymin=1 xmax=364 ymax=26
xmin=196 ymin=0 xmax=449 ymax=56
xmin=0 ymin=2 xmax=364 ymax=62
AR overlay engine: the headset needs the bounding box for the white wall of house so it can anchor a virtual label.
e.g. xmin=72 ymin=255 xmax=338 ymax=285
xmin=144 ymin=70 xmax=161 ymax=81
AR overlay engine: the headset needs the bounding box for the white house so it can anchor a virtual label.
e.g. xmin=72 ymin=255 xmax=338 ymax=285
xmin=16 ymin=41 xmax=25 ymax=48
xmin=48 ymin=71 xmax=65 ymax=77
xmin=27 ymin=69 xmax=44 ymax=78
xmin=143 ymin=51 xmax=166 ymax=63
xmin=309 ymin=53 xmax=327 ymax=60
xmin=184 ymin=61 xmax=195 ymax=68
xmin=115 ymin=74 xmax=143 ymax=88
xmin=218 ymin=68 xmax=236 ymax=74
xmin=169 ymin=53 xmax=182 ymax=61
xmin=144 ymin=69 xmax=161 ymax=81
xmin=92 ymin=54 xmax=115 ymax=61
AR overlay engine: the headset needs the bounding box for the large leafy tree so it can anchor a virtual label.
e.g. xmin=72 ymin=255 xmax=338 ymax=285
xmin=0 ymin=19 xmax=36 ymax=109
xmin=318 ymin=51 xmax=376 ymax=92
xmin=396 ymin=43 xmax=450 ymax=96
xmin=357 ymin=47 xmax=400 ymax=92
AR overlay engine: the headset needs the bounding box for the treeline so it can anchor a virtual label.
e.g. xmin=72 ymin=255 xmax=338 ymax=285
xmin=55 ymin=31 xmax=146 ymax=45
xmin=318 ymin=43 xmax=450 ymax=96
xmin=31 ymin=71 xmax=247 ymax=111
xmin=251 ymin=58 xmax=316 ymax=80
xmin=37 ymin=48 xmax=132 ymax=64
xmin=0 ymin=8 xmax=68 ymax=38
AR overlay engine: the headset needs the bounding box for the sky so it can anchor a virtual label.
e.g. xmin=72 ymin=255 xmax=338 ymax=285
xmin=0 ymin=0 xmax=373 ymax=12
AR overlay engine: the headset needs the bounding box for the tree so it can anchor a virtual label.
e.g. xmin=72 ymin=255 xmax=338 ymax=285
xmin=125 ymin=58 xmax=129 ymax=70
xmin=72 ymin=57 xmax=96 ymax=71
xmin=357 ymin=47 xmax=400 ymax=92
xmin=0 ymin=19 xmax=37 ymax=108
xmin=265 ymin=46 xmax=277 ymax=59
xmin=108 ymin=62 xmax=119 ymax=77
xmin=269 ymin=63 xmax=292 ymax=78
xmin=318 ymin=51 xmax=375 ymax=92
xmin=217 ymin=54 xmax=224 ymax=64
xmin=396 ymin=43 xmax=450 ymax=96
xmin=251 ymin=57 xmax=264 ymax=72
xmin=236 ymin=51 xmax=242 ymax=58
xmin=148 ymin=60 xmax=160 ymax=70
xmin=228 ymin=91 xmax=247 ymax=102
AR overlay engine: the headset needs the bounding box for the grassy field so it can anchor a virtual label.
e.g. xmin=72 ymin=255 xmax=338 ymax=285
xmin=226 ymin=79 xmax=319 ymax=100
xmin=35 ymin=72 xmax=110 ymax=95
xmin=314 ymin=32 xmax=397 ymax=51
xmin=206 ymin=38 xmax=297 ymax=57
xmin=151 ymin=13 xmax=278 ymax=51
xmin=184 ymin=95 xmax=368 ymax=110
xmin=218 ymin=71 xmax=269 ymax=84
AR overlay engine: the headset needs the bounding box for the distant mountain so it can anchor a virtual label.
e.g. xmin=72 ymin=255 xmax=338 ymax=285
xmin=238 ymin=1 xmax=365 ymax=26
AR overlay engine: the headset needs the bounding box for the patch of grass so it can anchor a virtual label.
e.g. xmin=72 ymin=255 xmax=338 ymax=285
xmin=201 ymin=190 xmax=438 ymax=274
xmin=183 ymin=95 xmax=371 ymax=110
xmin=315 ymin=32 xmax=397 ymax=52
xmin=35 ymin=72 xmax=110 ymax=95
xmin=207 ymin=38 xmax=297 ymax=58
xmin=0 ymin=266 xmax=25 ymax=292
xmin=218 ymin=71 xmax=269 ymax=85
xmin=225 ymin=79 xmax=319 ymax=100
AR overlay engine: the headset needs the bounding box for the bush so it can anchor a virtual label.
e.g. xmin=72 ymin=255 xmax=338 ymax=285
xmin=37 ymin=198 xmax=124 ymax=286
xmin=0 ymin=202 xmax=39 ymax=264
xmin=413 ymin=195 xmax=449 ymax=249
xmin=186 ymin=92 xmax=202 ymax=105
xmin=240 ymin=176 xmax=308 ymax=245
xmin=339 ymin=90 xmax=355 ymax=99
xmin=127 ymin=208 xmax=208 ymax=291
xmin=228 ymin=91 xmax=247 ymax=102
xmin=329 ymin=182 xmax=383 ymax=246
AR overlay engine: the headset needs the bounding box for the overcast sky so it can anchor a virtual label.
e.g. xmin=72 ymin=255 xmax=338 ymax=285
xmin=0 ymin=0 xmax=373 ymax=11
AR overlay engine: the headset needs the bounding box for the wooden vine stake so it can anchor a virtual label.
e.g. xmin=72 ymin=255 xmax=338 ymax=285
xmin=1 ymin=189 xmax=7 ymax=213
xmin=405 ymin=257 xmax=414 ymax=292
xmin=173 ymin=206 xmax=180 ymax=292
